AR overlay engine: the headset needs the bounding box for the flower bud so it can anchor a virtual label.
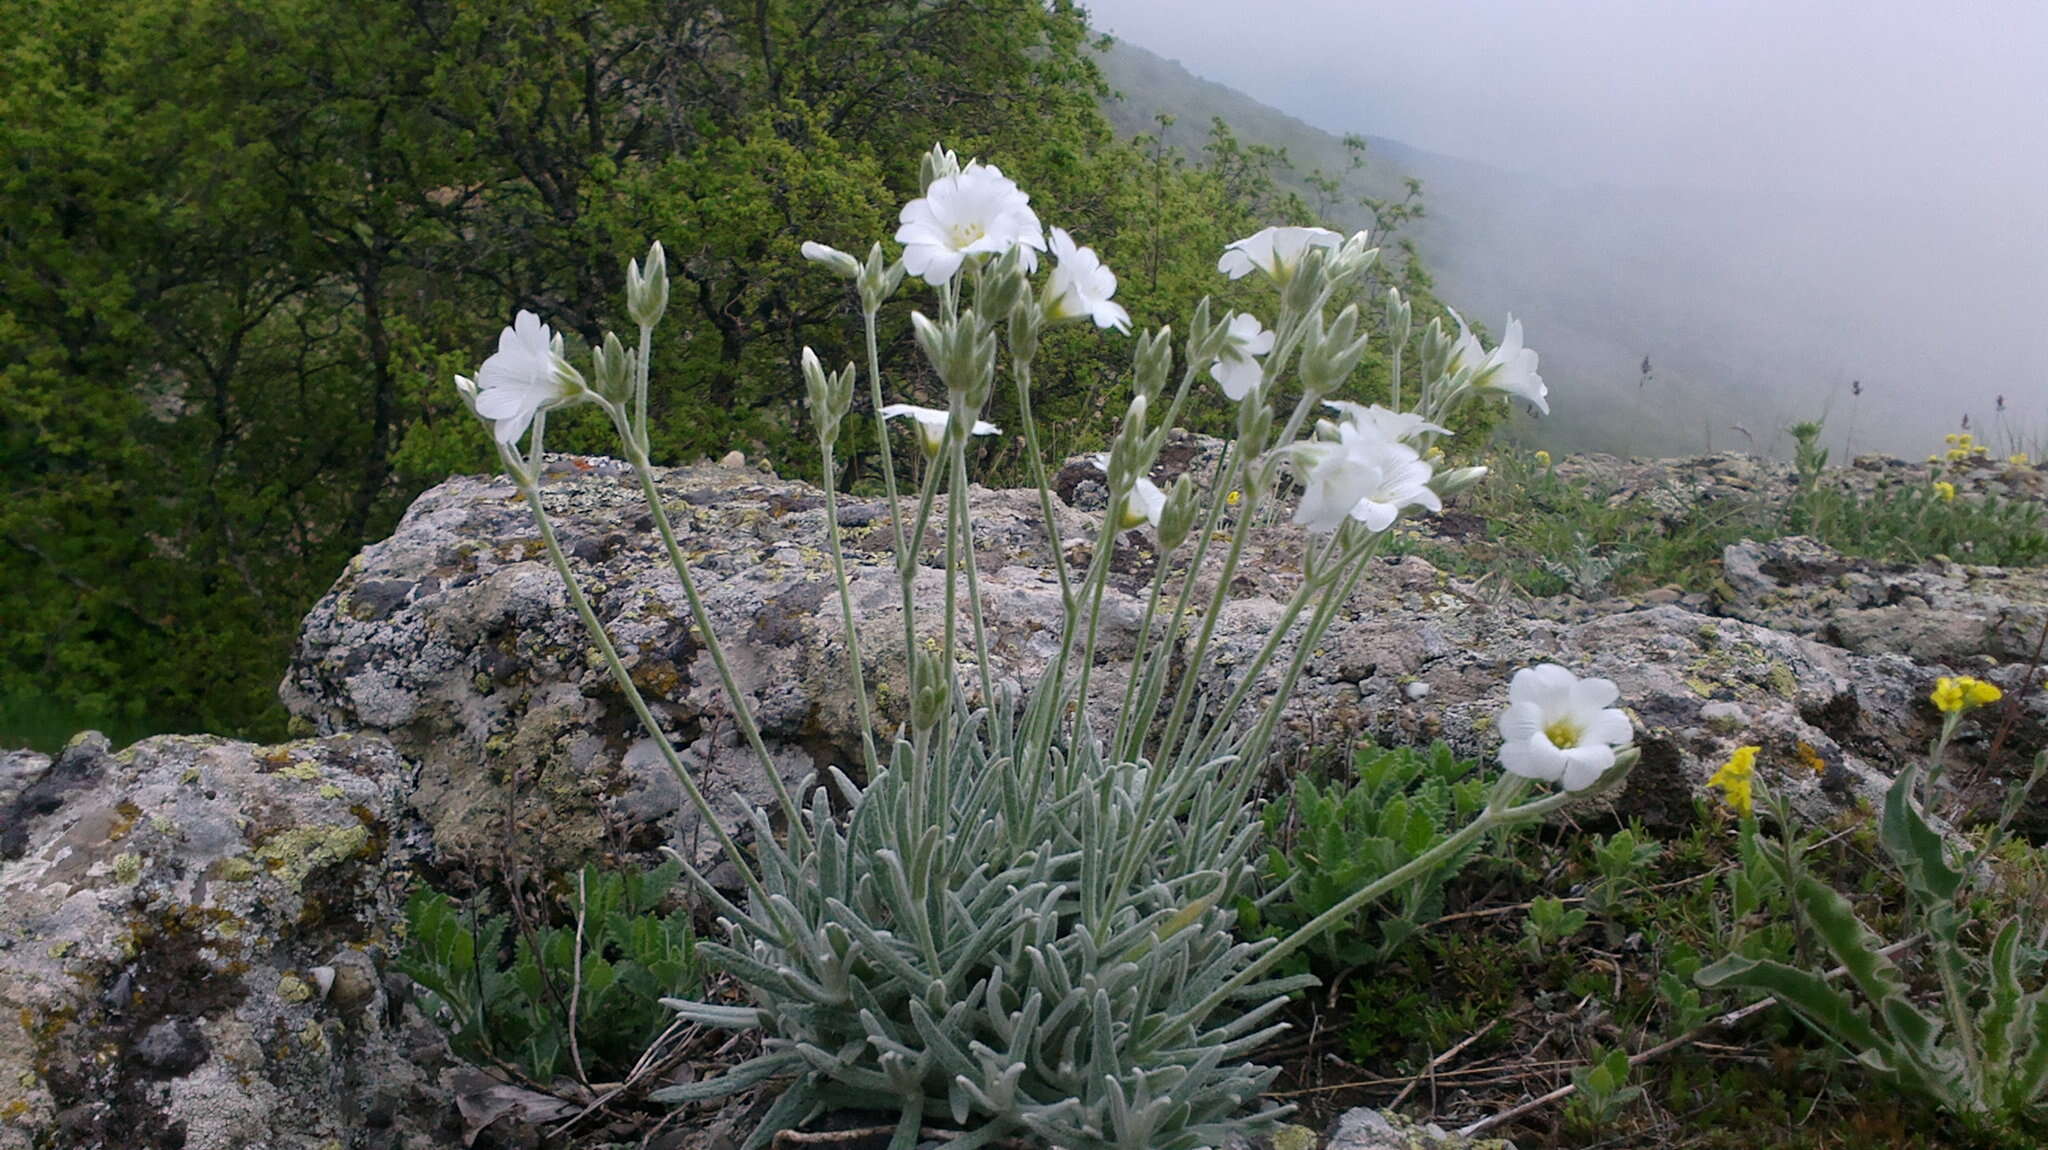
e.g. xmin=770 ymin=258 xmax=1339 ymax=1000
xmin=859 ymin=243 xmax=906 ymax=313
xmin=1298 ymin=305 xmax=1369 ymax=396
xmin=800 ymin=241 xmax=862 ymax=280
xmin=593 ymin=330 xmax=634 ymax=403
xmin=1430 ymin=465 xmax=1490 ymax=497
xmin=1386 ymin=288 xmax=1412 ymax=350
xmin=976 ymin=246 xmax=1029 ymax=318
xmin=1184 ymin=296 xmax=1227 ymax=364
xmin=1133 ymin=328 xmax=1173 ymax=405
xmin=626 ymin=240 xmax=669 ymax=328
xmin=919 ymin=143 xmax=961 ymax=192
xmin=1007 ymin=300 xmax=1042 ymax=364
xmin=1156 ymin=474 xmax=1198 ymax=553
xmin=910 ymin=647 xmax=950 ymax=731
xmin=453 ymin=374 xmax=479 ymax=414
xmin=1235 ymin=398 xmax=1273 ymax=457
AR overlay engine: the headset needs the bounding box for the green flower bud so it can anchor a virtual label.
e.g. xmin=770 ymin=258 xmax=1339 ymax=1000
xmin=1156 ymin=474 xmax=1198 ymax=553
xmin=592 ymin=331 xmax=634 ymax=404
xmin=626 ymin=240 xmax=669 ymax=329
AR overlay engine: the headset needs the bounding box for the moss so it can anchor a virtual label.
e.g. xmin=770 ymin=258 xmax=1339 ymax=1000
xmin=213 ymin=856 xmax=258 ymax=882
xmin=112 ymin=852 xmax=142 ymax=885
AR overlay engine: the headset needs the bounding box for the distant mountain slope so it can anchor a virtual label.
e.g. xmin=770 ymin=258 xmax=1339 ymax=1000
xmin=1093 ymin=39 xmax=2036 ymax=460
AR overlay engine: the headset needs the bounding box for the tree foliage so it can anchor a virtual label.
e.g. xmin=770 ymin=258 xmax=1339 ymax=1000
xmin=1 ymin=1 xmax=1465 ymax=744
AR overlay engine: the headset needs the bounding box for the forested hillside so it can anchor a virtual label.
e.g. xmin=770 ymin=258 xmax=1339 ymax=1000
xmin=1 ymin=1 xmax=1464 ymax=749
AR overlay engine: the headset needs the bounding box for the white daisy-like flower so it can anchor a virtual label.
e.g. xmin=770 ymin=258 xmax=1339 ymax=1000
xmin=1091 ymin=454 xmax=1167 ymax=530
xmin=1217 ymin=225 xmax=1342 ymax=282
xmin=1323 ymin=401 xmax=1449 ymax=446
xmin=1286 ymin=423 xmax=1440 ymax=533
xmin=1209 ymin=312 xmax=1276 ymax=401
xmin=473 ymin=310 xmax=578 ymax=445
xmin=1448 ymin=309 xmax=1548 ymax=415
xmin=1043 ymin=228 xmax=1130 ymax=333
xmin=880 ymin=403 xmax=1000 ymax=457
xmin=894 ymin=162 xmax=1046 ymax=287
xmin=1496 ymin=664 xmax=1633 ymax=791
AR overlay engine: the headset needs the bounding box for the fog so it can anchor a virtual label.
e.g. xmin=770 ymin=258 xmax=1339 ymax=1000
xmin=1081 ymin=0 xmax=2048 ymax=459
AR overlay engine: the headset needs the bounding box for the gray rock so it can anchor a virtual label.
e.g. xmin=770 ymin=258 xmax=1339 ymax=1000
xmin=280 ymin=452 xmax=2038 ymax=866
xmin=0 ymin=733 xmax=451 ymax=1150
xmin=1325 ymin=1106 xmax=1516 ymax=1150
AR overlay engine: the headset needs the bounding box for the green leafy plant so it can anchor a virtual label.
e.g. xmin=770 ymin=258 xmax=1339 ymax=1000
xmin=1565 ymin=1046 xmax=1644 ymax=1127
xmin=1244 ymin=741 xmax=1491 ymax=968
xmin=1523 ymin=895 xmax=1592 ymax=960
xmin=1586 ymin=824 xmax=1662 ymax=923
xmin=399 ymin=862 xmax=699 ymax=1084
xmin=1698 ymin=684 xmax=2048 ymax=1136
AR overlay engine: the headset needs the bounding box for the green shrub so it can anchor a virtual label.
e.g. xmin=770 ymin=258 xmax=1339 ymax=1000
xmin=1243 ymin=741 xmax=1493 ymax=969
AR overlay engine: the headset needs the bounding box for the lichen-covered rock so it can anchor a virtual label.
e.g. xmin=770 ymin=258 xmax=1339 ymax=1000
xmin=283 ymin=453 xmax=2041 ymax=867
xmin=1719 ymin=534 xmax=2048 ymax=663
xmin=1323 ymin=1107 xmax=1515 ymax=1150
xmin=0 ymin=732 xmax=454 ymax=1150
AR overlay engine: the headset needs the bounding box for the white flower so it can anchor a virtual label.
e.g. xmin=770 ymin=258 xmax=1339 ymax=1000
xmin=1482 ymin=315 xmax=1548 ymax=413
xmin=880 ymin=403 xmax=1000 ymax=457
xmin=894 ymin=162 xmax=1045 ymax=287
xmin=1217 ymin=225 xmax=1342 ymax=282
xmin=1092 ymin=454 xmax=1166 ymax=530
xmin=1448 ymin=309 xmax=1548 ymax=415
xmin=1496 ymin=664 xmax=1633 ymax=791
xmin=1043 ymin=228 xmax=1130 ymax=333
xmin=1287 ymin=423 xmax=1440 ymax=533
xmin=474 ymin=310 xmax=578 ymax=445
xmin=1209 ymin=312 xmax=1275 ymax=401
xmin=1323 ymin=401 xmax=1448 ymax=445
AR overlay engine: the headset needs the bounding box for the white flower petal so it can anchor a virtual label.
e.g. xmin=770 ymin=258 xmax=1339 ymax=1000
xmin=1559 ymin=744 xmax=1617 ymax=791
xmin=1498 ymin=701 xmax=1546 ymax=743
xmin=1501 ymin=737 xmax=1566 ymax=782
xmin=1570 ymin=677 xmax=1621 ymax=712
xmin=1583 ymin=708 xmax=1634 ymax=747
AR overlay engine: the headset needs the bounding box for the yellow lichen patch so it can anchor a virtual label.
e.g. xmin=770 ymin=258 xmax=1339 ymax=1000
xmin=112 ymin=853 xmax=143 ymax=885
xmin=107 ymin=800 xmax=144 ymax=842
xmin=317 ymin=784 xmax=345 ymax=801
xmin=254 ymin=823 xmax=373 ymax=890
xmin=278 ymin=973 xmax=315 ymax=1004
xmin=276 ymin=762 xmax=322 ymax=782
xmin=213 ymin=857 xmax=258 ymax=882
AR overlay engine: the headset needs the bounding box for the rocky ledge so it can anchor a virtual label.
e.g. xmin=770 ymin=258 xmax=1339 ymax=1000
xmin=3 ymin=447 xmax=2042 ymax=1148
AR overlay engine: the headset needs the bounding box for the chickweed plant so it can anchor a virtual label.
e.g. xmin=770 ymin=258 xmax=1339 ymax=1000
xmin=1699 ymin=679 xmax=2048 ymax=1137
xmin=453 ymin=145 xmax=1640 ymax=1149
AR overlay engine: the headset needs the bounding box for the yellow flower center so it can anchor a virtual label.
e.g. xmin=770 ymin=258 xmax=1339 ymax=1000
xmin=947 ymin=222 xmax=987 ymax=249
xmin=1543 ymin=717 xmax=1583 ymax=748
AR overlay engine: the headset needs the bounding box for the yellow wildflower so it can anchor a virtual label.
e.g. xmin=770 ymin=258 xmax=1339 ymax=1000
xmin=1931 ymin=676 xmax=2002 ymax=714
xmin=1534 ymin=449 xmax=1552 ymax=468
xmin=2011 ymin=453 xmax=2031 ymax=466
xmin=1708 ymin=745 xmax=1758 ymax=817
xmin=1933 ymin=481 xmax=1956 ymax=502
xmin=1926 ymin=455 xmax=1941 ymax=464
xmin=1225 ymin=489 xmax=1242 ymax=506
xmin=1944 ymin=433 xmax=1960 ymax=445
xmin=1946 ymin=449 xmax=1969 ymax=462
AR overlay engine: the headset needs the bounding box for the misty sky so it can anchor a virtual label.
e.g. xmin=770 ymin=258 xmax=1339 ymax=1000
xmin=1080 ymin=0 xmax=2046 ymax=206
xmin=1080 ymin=0 xmax=2048 ymax=453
